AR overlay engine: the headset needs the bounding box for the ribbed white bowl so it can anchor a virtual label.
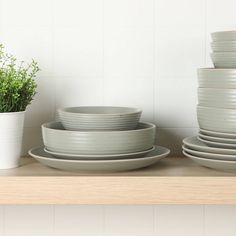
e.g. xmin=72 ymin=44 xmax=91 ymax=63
xmin=198 ymin=88 xmax=236 ymax=108
xmin=198 ymin=68 xmax=236 ymax=88
xmin=42 ymin=121 xmax=156 ymax=155
xmin=211 ymin=52 xmax=236 ymax=68
xmin=212 ymin=31 xmax=236 ymax=41
xmin=211 ymin=41 xmax=236 ymax=52
xmin=58 ymin=106 xmax=142 ymax=131
xmin=197 ymin=106 xmax=236 ymax=133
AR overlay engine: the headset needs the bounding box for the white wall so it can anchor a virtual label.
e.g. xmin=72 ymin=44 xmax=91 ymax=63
xmin=0 ymin=0 xmax=235 ymax=155
xmin=0 ymin=205 xmax=235 ymax=236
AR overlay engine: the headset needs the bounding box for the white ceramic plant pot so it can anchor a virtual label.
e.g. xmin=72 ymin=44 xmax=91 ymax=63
xmin=0 ymin=111 xmax=25 ymax=169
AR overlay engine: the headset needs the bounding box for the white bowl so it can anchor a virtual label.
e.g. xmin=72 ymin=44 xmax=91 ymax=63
xmin=42 ymin=121 xmax=156 ymax=155
xmin=197 ymin=105 xmax=236 ymax=133
xmin=198 ymin=88 xmax=236 ymax=108
xmin=212 ymin=31 xmax=236 ymax=41
xmin=198 ymin=68 xmax=236 ymax=88
xmin=211 ymin=41 xmax=236 ymax=52
xmin=58 ymin=106 xmax=142 ymax=131
xmin=211 ymin=52 xmax=236 ymax=68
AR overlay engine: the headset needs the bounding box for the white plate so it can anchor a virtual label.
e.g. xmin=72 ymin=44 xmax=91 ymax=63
xmin=44 ymin=146 xmax=155 ymax=160
xmin=29 ymin=146 xmax=170 ymax=172
xmin=198 ymin=136 xmax=236 ymax=149
xmin=183 ymin=145 xmax=236 ymax=161
xmin=183 ymin=151 xmax=236 ymax=172
xmin=198 ymin=133 xmax=236 ymax=144
xmin=183 ymin=136 xmax=236 ymax=155
xmin=199 ymin=128 xmax=236 ymax=139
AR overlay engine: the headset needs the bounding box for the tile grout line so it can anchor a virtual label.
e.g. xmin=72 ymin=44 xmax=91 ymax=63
xmin=2 ymin=206 xmax=5 ymax=236
xmin=102 ymin=206 xmax=106 ymax=236
xmin=52 ymin=0 xmax=57 ymax=118
xmin=153 ymin=0 xmax=156 ymax=123
xmin=204 ymin=0 xmax=208 ymax=67
xmin=101 ymin=0 xmax=105 ymax=105
xmin=153 ymin=206 xmax=157 ymax=236
xmin=203 ymin=205 xmax=206 ymax=236
xmin=52 ymin=205 xmax=55 ymax=236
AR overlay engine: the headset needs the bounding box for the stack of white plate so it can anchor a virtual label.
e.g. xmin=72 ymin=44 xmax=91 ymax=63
xmin=29 ymin=106 xmax=170 ymax=172
xmin=183 ymin=31 xmax=236 ymax=172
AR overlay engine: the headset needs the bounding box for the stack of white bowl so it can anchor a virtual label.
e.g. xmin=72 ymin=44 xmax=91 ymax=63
xmin=183 ymin=31 xmax=236 ymax=172
xmin=29 ymin=106 xmax=170 ymax=172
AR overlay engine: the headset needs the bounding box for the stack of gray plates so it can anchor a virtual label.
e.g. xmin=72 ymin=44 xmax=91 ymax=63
xmin=183 ymin=31 xmax=236 ymax=172
xmin=29 ymin=106 xmax=170 ymax=172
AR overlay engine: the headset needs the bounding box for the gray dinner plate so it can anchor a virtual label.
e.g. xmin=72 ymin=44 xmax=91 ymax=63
xmin=183 ymin=136 xmax=236 ymax=155
xmin=29 ymin=146 xmax=170 ymax=172
xmin=44 ymin=146 xmax=155 ymax=160
xmin=198 ymin=133 xmax=236 ymax=144
xmin=183 ymin=151 xmax=236 ymax=172
xmin=198 ymin=136 xmax=236 ymax=149
xmin=183 ymin=145 xmax=236 ymax=161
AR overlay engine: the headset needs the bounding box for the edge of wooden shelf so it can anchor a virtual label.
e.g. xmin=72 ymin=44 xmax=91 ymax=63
xmin=0 ymin=157 xmax=235 ymax=204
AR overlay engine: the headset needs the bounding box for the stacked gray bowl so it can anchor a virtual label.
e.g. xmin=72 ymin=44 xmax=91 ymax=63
xmin=183 ymin=31 xmax=236 ymax=172
xmin=31 ymin=106 xmax=170 ymax=172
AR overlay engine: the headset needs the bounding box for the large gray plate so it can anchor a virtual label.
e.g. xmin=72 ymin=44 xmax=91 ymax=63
xmin=183 ymin=136 xmax=236 ymax=155
xmin=183 ymin=145 xmax=236 ymax=161
xmin=198 ymin=136 xmax=236 ymax=149
xmin=183 ymin=151 xmax=236 ymax=172
xmin=44 ymin=146 xmax=155 ymax=160
xmin=29 ymin=146 xmax=170 ymax=172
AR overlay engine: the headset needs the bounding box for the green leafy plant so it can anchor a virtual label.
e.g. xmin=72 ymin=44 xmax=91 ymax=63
xmin=0 ymin=44 xmax=40 ymax=112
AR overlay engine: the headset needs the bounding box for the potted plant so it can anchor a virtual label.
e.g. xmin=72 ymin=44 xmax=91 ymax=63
xmin=0 ymin=44 xmax=39 ymax=169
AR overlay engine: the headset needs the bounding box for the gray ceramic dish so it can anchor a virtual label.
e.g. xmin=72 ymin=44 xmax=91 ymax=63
xmin=183 ymin=136 xmax=236 ymax=155
xmin=58 ymin=106 xmax=142 ymax=131
xmin=200 ymin=128 xmax=236 ymax=139
xmin=198 ymin=132 xmax=236 ymax=144
xmin=183 ymin=145 xmax=236 ymax=161
xmin=211 ymin=31 xmax=236 ymax=41
xmin=183 ymin=150 xmax=236 ymax=172
xmin=42 ymin=121 xmax=156 ymax=155
xmin=198 ymin=68 xmax=236 ymax=88
xmin=29 ymin=146 xmax=170 ymax=172
xmin=198 ymin=88 xmax=236 ymax=109
xmin=197 ymin=105 xmax=236 ymax=133
xmin=198 ymin=136 xmax=236 ymax=149
xmin=44 ymin=146 xmax=155 ymax=160
xmin=211 ymin=41 xmax=236 ymax=52
xmin=211 ymin=52 xmax=236 ymax=68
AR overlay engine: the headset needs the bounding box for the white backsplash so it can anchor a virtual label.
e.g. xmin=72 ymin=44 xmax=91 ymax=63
xmin=0 ymin=0 xmax=234 ymax=156
xmin=0 ymin=205 xmax=235 ymax=236
xmin=0 ymin=0 xmax=217 ymax=156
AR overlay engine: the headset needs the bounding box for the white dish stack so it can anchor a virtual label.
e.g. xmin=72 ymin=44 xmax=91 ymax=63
xmin=183 ymin=31 xmax=236 ymax=172
xmin=29 ymin=106 xmax=170 ymax=172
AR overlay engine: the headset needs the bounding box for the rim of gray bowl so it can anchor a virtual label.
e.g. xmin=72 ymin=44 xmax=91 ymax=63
xmin=42 ymin=121 xmax=156 ymax=133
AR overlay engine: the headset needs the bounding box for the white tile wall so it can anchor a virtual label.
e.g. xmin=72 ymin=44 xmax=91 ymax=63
xmin=1 ymin=0 xmax=233 ymax=156
xmin=0 ymin=205 xmax=234 ymax=235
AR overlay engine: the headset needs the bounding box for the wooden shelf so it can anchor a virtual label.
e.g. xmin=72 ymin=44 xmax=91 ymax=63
xmin=0 ymin=157 xmax=235 ymax=204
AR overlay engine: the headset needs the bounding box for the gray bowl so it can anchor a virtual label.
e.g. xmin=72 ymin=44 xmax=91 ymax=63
xmin=212 ymin=31 xmax=236 ymax=41
xmin=211 ymin=52 xmax=236 ymax=68
xmin=42 ymin=121 xmax=155 ymax=155
xmin=197 ymin=105 xmax=236 ymax=133
xmin=198 ymin=88 xmax=236 ymax=109
xmin=198 ymin=68 xmax=236 ymax=88
xmin=58 ymin=106 xmax=142 ymax=131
